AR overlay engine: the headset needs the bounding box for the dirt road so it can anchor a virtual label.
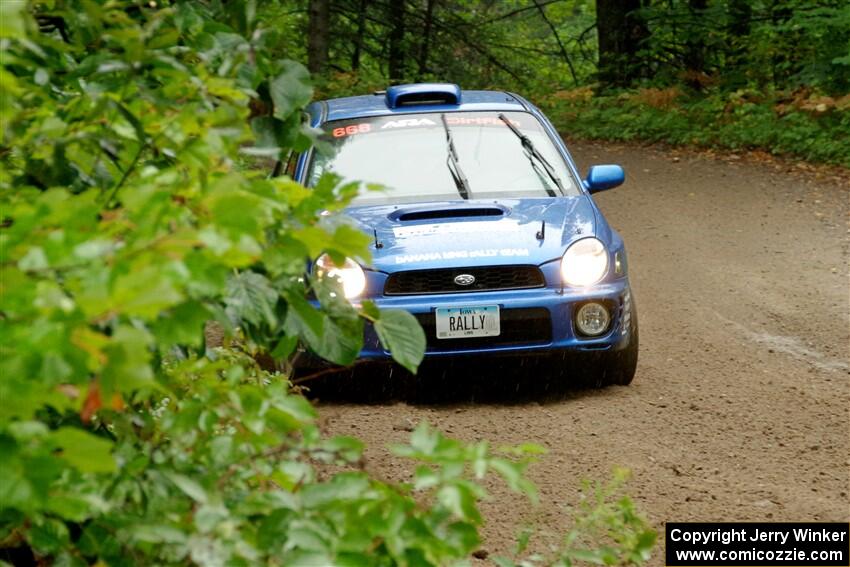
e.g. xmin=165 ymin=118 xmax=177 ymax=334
xmin=318 ymin=141 xmax=850 ymax=562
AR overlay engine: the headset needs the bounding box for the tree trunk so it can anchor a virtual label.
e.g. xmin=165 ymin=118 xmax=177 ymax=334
xmin=417 ymin=0 xmax=436 ymax=79
xmin=725 ymin=0 xmax=752 ymax=88
xmin=768 ymin=0 xmax=794 ymax=88
xmin=684 ymin=0 xmax=707 ymax=89
xmin=387 ymin=0 xmax=406 ymax=83
xmin=595 ymin=0 xmax=648 ymax=88
xmin=728 ymin=0 xmax=752 ymax=38
xmin=351 ymin=0 xmax=368 ymax=71
xmin=307 ymin=0 xmax=330 ymax=74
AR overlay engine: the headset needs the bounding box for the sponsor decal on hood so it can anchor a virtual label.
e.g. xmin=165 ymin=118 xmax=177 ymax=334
xmin=395 ymin=248 xmax=530 ymax=265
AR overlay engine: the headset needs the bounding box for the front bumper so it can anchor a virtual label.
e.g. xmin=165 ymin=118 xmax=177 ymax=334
xmin=360 ymin=278 xmax=635 ymax=359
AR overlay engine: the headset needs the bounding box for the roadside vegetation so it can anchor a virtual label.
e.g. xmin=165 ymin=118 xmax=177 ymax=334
xmin=539 ymin=86 xmax=850 ymax=167
xmin=0 ymin=1 xmax=655 ymax=564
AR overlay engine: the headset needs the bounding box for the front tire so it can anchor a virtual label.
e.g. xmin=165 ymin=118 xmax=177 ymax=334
xmin=594 ymin=303 xmax=639 ymax=387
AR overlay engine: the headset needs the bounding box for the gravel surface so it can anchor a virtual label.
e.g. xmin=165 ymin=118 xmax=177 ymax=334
xmin=315 ymin=141 xmax=850 ymax=563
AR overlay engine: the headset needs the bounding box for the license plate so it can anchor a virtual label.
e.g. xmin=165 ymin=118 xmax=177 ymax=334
xmin=435 ymin=306 xmax=500 ymax=339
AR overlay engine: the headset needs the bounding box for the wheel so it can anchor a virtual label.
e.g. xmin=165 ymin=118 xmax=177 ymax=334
xmin=536 ymin=351 xmax=572 ymax=396
xmin=599 ymin=302 xmax=639 ymax=386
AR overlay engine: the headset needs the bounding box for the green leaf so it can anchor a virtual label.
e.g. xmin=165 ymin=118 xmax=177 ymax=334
xmin=51 ymin=427 xmax=115 ymax=473
xmin=319 ymin=435 xmax=364 ymax=462
xmin=444 ymin=521 xmax=480 ymax=554
xmin=284 ymin=290 xmax=362 ymax=366
xmin=257 ymin=509 xmax=294 ymax=551
xmin=8 ymin=420 xmax=49 ymax=440
xmin=409 ymin=422 xmax=439 ymax=456
xmin=283 ymin=292 xmax=324 ymax=346
xmin=0 ymin=0 xmax=27 ymax=39
xmin=251 ymin=115 xmax=288 ymax=155
xmin=131 ymin=524 xmax=188 ymax=545
xmin=152 ymin=300 xmax=212 ymax=347
xmin=360 ymin=300 xmax=380 ymax=320
xmin=111 ymin=266 xmax=184 ymax=318
xmin=226 ymin=271 xmax=278 ymax=328
xmin=0 ymin=447 xmax=33 ymax=511
xmin=209 ymin=435 xmax=234 ymax=466
xmin=284 ymin=521 xmax=332 ymax=554
xmin=271 ymin=393 xmax=317 ymax=423
xmin=313 ymin=315 xmax=363 ymax=366
xmin=208 ymin=186 xmax=268 ymax=237
xmin=77 ymin=524 xmax=121 ymax=558
xmin=568 ymin=548 xmax=609 ymax=565
xmin=374 ymin=309 xmax=426 ymax=373
xmin=515 ymin=526 xmax=533 ymax=555
xmin=52 ymin=552 xmax=88 ymax=567
xmin=28 ymin=518 xmax=70 ymax=555
xmin=491 ymin=459 xmax=538 ymax=504
xmin=301 ymin=473 xmax=370 ymax=508
xmin=269 ymin=61 xmax=313 ymax=119
xmin=18 ymin=247 xmax=48 ymax=271
xmin=632 ymin=530 xmax=657 ymax=563
xmin=45 ymin=493 xmax=98 ymax=522
xmin=324 ymin=223 xmax=372 ymax=262
xmin=436 ymin=484 xmax=481 ymax=524
xmin=271 ymin=335 xmax=298 ymax=359
xmin=412 ymin=465 xmax=440 ymax=491
xmin=194 ymin=504 xmax=229 ymax=533
xmin=163 ymin=471 xmax=208 ymax=504
xmin=101 ymin=326 xmax=155 ymax=395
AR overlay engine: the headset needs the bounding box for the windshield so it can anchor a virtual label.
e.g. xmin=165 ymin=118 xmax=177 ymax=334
xmin=307 ymin=111 xmax=579 ymax=205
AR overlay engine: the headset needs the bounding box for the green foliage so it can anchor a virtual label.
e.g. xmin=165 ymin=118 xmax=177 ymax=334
xmin=636 ymin=1 xmax=850 ymax=94
xmin=494 ymin=469 xmax=656 ymax=566
xmin=541 ymin=88 xmax=850 ymax=167
xmin=556 ymin=469 xmax=657 ymax=566
xmin=366 ymin=305 xmax=427 ymax=375
xmin=0 ymin=1 xmax=654 ymax=565
xmin=283 ymin=0 xmax=848 ymax=166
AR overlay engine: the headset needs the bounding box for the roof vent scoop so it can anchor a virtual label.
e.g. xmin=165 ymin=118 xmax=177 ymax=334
xmin=386 ymin=83 xmax=462 ymax=108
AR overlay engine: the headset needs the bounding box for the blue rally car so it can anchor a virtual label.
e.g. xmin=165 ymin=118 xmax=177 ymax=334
xmin=288 ymin=83 xmax=638 ymax=386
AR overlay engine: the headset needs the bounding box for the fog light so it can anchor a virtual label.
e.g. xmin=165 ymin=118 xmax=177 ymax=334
xmin=575 ymin=302 xmax=610 ymax=336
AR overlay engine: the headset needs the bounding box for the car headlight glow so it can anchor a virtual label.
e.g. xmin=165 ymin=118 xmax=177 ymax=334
xmin=560 ymin=237 xmax=608 ymax=286
xmin=314 ymin=254 xmax=366 ymax=299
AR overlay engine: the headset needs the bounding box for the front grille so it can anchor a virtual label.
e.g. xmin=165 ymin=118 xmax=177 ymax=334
xmin=384 ymin=265 xmax=544 ymax=296
xmin=415 ymin=307 xmax=551 ymax=351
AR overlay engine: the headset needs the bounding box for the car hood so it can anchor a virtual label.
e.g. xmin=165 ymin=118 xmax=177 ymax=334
xmin=345 ymin=196 xmax=596 ymax=273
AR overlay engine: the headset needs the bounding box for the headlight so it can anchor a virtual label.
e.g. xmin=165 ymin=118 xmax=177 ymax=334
xmin=560 ymin=237 xmax=608 ymax=286
xmin=314 ymin=254 xmax=366 ymax=299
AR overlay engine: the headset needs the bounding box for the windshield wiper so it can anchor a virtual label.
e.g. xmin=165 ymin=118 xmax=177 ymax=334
xmin=498 ymin=113 xmax=563 ymax=197
xmin=524 ymin=154 xmax=558 ymax=198
xmin=441 ymin=113 xmax=471 ymax=200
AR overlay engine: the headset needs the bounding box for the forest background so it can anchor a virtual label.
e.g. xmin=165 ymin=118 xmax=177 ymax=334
xmin=292 ymin=0 xmax=850 ymax=166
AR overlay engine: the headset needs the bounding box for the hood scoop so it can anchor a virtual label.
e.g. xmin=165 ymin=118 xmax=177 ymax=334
xmin=392 ymin=206 xmax=507 ymax=222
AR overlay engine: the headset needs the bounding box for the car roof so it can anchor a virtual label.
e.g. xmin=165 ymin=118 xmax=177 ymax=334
xmin=309 ymin=83 xmax=530 ymax=125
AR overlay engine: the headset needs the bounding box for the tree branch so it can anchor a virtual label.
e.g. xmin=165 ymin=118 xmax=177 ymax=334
xmin=468 ymin=0 xmax=566 ymax=27
xmin=532 ymin=0 xmax=579 ymax=86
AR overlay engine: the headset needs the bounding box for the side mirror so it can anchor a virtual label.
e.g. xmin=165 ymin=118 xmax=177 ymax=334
xmin=584 ymin=164 xmax=625 ymax=194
